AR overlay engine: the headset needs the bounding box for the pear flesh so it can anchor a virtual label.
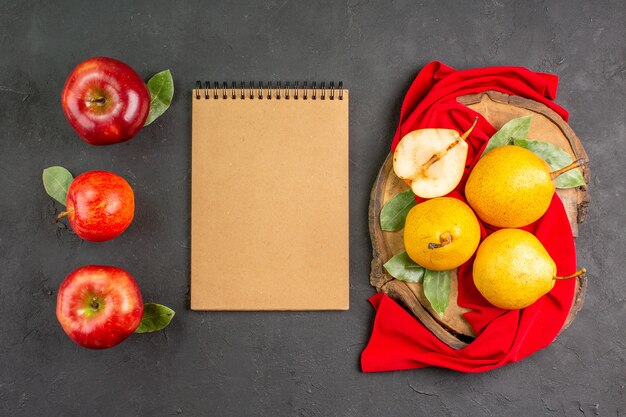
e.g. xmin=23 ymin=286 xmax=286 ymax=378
xmin=393 ymin=128 xmax=468 ymax=198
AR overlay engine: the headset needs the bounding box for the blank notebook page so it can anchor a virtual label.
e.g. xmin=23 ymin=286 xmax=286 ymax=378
xmin=191 ymin=87 xmax=349 ymax=310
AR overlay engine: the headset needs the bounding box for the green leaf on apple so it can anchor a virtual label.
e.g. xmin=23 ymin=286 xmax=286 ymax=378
xmin=481 ymin=116 xmax=531 ymax=156
xmin=144 ymin=69 xmax=174 ymax=126
xmin=135 ymin=303 xmax=175 ymax=333
xmin=513 ymin=138 xmax=586 ymax=189
xmin=42 ymin=166 xmax=73 ymax=206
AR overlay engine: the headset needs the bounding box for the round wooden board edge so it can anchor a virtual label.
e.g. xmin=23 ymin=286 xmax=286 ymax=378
xmin=368 ymin=90 xmax=589 ymax=350
xmin=368 ymin=154 xmax=470 ymax=350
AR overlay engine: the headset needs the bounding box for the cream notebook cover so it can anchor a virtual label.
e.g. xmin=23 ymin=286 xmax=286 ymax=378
xmin=191 ymin=82 xmax=349 ymax=310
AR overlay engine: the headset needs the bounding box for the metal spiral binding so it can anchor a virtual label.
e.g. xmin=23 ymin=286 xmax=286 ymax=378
xmin=194 ymin=81 xmax=344 ymax=100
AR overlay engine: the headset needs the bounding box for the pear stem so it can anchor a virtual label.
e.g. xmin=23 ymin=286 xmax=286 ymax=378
xmin=459 ymin=117 xmax=479 ymax=142
xmin=554 ymin=267 xmax=586 ymax=280
xmin=421 ymin=117 xmax=479 ymax=172
xmin=550 ymin=159 xmax=587 ymax=180
xmin=428 ymin=232 xmax=452 ymax=249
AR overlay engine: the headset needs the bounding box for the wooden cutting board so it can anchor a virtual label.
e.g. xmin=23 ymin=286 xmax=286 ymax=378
xmin=369 ymin=90 xmax=590 ymax=349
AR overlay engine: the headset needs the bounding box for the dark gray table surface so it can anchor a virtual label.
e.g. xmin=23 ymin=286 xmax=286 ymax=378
xmin=1 ymin=0 xmax=625 ymax=415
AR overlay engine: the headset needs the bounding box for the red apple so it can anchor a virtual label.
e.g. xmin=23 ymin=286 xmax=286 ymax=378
xmin=61 ymin=171 xmax=135 ymax=242
xmin=61 ymin=57 xmax=150 ymax=145
xmin=56 ymin=265 xmax=143 ymax=349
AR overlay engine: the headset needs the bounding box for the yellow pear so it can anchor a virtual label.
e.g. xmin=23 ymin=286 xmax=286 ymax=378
xmin=465 ymin=145 xmax=583 ymax=228
xmin=393 ymin=119 xmax=477 ymax=198
xmin=404 ymin=197 xmax=481 ymax=271
xmin=473 ymin=228 xmax=585 ymax=310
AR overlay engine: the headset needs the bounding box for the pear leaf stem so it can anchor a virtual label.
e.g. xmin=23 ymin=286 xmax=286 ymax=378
xmin=554 ymin=267 xmax=586 ymax=280
xmin=550 ymin=158 xmax=587 ymax=180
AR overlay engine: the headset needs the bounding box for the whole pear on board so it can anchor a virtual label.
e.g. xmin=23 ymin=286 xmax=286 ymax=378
xmin=465 ymin=145 xmax=584 ymax=228
xmin=404 ymin=197 xmax=481 ymax=271
xmin=472 ymin=228 xmax=585 ymax=310
xmin=393 ymin=118 xmax=478 ymax=198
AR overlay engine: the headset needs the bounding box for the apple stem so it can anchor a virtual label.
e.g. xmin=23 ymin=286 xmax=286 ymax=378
xmin=550 ymin=158 xmax=587 ymax=180
xmin=89 ymin=97 xmax=107 ymax=104
xmin=91 ymin=297 xmax=100 ymax=310
xmin=460 ymin=117 xmax=479 ymax=142
xmin=428 ymin=232 xmax=452 ymax=249
xmin=554 ymin=267 xmax=587 ymax=280
xmin=55 ymin=211 xmax=68 ymax=222
xmin=421 ymin=118 xmax=479 ymax=172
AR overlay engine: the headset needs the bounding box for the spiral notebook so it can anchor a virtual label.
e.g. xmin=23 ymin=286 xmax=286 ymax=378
xmin=191 ymin=81 xmax=349 ymax=310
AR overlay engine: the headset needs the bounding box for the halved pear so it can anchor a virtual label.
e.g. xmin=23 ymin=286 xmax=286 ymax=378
xmin=393 ymin=119 xmax=477 ymax=198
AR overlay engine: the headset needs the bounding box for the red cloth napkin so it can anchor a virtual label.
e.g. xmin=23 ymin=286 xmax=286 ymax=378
xmin=361 ymin=61 xmax=578 ymax=373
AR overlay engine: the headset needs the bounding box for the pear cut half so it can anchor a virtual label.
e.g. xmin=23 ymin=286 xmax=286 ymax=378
xmin=393 ymin=127 xmax=471 ymax=198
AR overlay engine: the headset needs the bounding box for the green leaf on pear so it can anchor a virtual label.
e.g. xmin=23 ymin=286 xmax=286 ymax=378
xmin=134 ymin=303 xmax=175 ymax=333
xmin=383 ymin=251 xmax=425 ymax=283
xmin=423 ymin=269 xmax=451 ymax=318
xmin=513 ymin=138 xmax=586 ymax=189
xmin=42 ymin=166 xmax=73 ymax=206
xmin=481 ymin=116 xmax=532 ymax=156
xmin=380 ymin=189 xmax=416 ymax=231
xmin=144 ymin=69 xmax=174 ymax=126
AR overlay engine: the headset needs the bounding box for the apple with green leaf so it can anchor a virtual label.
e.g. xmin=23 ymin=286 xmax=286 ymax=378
xmin=56 ymin=265 xmax=175 ymax=349
xmin=44 ymin=167 xmax=134 ymax=242
xmin=61 ymin=56 xmax=174 ymax=145
xmin=61 ymin=57 xmax=150 ymax=145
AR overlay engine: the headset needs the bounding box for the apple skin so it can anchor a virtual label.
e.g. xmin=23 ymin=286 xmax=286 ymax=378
xmin=66 ymin=171 xmax=134 ymax=242
xmin=61 ymin=57 xmax=150 ymax=145
xmin=56 ymin=265 xmax=144 ymax=349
